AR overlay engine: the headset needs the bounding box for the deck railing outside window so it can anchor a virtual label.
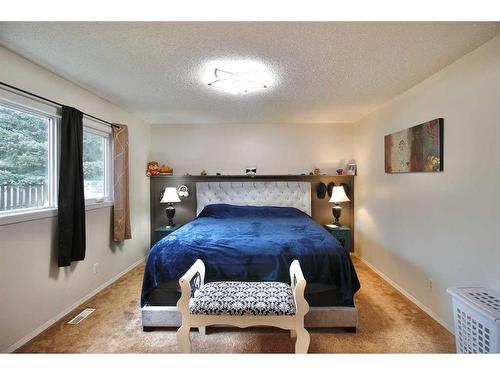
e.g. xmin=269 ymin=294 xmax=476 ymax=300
xmin=0 ymin=183 xmax=48 ymax=212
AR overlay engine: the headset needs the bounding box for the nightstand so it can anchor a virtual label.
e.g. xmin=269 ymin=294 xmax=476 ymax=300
xmin=323 ymin=225 xmax=352 ymax=252
xmin=153 ymin=224 xmax=184 ymax=246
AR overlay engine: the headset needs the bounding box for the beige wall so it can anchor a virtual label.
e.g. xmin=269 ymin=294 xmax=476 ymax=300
xmin=150 ymin=122 xmax=354 ymax=176
xmin=0 ymin=46 xmax=151 ymax=352
xmin=353 ymin=35 xmax=500 ymax=331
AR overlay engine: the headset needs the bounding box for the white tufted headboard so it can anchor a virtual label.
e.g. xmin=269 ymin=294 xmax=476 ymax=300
xmin=196 ymin=181 xmax=311 ymax=216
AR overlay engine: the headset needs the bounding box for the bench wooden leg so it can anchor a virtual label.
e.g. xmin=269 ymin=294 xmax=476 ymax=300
xmin=295 ymin=328 xmax=310 ymax=354
xmin=199 ymin=326 xmax=206 ymax=335
xmin=177 ymin=324 xmax=192 ymax=353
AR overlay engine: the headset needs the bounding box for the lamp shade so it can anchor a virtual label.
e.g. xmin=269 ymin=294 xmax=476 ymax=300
xmin=160 ymin=187 xmax=180 ymax=203
xmin=328 ymin=186 xmax=350 ymax=203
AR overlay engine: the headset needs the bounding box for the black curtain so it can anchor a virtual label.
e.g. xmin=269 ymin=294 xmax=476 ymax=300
xmin=58 ymin=106 xmax=86 ymax=267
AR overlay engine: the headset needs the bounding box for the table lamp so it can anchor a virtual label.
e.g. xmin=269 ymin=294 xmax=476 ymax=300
xmin=329 ymin=185 xmax=350 ymax=226
xmin=160 ymin=187 xmax=181 ymax=227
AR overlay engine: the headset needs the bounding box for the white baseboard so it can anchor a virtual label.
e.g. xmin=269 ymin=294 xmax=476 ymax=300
xmin=354 ymin=254 xmax=454 ymax=334
xmin=4 ymin=256 xmax=146 ymax=353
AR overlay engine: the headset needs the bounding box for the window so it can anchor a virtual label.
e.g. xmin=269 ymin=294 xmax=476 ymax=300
xmin=0 ymin=88 xmax=113 ymax=224
xmin=83 ymin=120 xmax=112 ymax=204
xmin=0 ymin=99 xmax=58 ymax=215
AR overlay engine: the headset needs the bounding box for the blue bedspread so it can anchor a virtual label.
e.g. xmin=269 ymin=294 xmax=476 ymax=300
xmin=141 ymin=204 xmax=360 ymax=307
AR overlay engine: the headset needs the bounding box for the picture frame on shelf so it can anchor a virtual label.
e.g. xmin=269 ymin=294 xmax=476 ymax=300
xmin=347 ymin=163 xmax=357 ymax=176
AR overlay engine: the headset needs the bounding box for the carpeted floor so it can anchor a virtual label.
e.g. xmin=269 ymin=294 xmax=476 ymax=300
xmin=16 ymin=256 xmax=455 ymax=353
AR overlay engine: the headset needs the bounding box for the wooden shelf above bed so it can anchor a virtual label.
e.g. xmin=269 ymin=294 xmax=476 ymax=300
xmin=150 ymin=174 xmax=355 ymax=179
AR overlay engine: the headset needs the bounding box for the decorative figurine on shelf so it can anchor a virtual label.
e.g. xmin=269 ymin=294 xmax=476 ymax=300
xmin=313 ymin=167 xmax=320 ymax=176
xmin=201 ymin=170 xmax=208 ymax=176
xmin=245 ymin=166 xmax=257 ymax=176
xmin=146 ymin=161 xmax=160 ymax=177
xmin=159 ymin=164 xmax=173 ymax=175
xmin=336 ymin=168 xmax=344 ymax=175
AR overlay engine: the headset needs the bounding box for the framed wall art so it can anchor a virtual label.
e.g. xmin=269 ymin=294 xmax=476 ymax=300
xmin=384 ymin=118 xmax=443 ymax=173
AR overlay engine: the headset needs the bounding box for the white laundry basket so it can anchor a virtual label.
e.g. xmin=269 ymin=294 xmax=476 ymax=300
xmin=447 ymin=287 xmax=500 ymax=353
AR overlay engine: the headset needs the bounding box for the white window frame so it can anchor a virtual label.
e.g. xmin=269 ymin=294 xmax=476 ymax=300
xmin=0 ymin=88 xmax=60 ymax=225
xmin=82 ymin=117 xmax=114 ymax=208
xmin=0 ymin=88 xmax=114 ymax=226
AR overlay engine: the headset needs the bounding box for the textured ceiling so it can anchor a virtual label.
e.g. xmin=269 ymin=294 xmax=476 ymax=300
xmin=0 ymin=22 xmax=499 ymax=125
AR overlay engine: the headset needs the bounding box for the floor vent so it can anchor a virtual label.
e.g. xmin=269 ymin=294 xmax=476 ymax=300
xmin=67 ymin=308 xmax=95 ymax=325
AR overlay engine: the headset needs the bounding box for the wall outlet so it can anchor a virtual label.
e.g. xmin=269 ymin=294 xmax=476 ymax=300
xmin=93 ymin=263 xmax=100 ymax=275
xmin=428 ymin=278 xmax=434 ymax=290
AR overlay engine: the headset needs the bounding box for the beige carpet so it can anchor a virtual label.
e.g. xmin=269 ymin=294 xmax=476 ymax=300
xmin=16 ymin=257 xmax=455 ymax=353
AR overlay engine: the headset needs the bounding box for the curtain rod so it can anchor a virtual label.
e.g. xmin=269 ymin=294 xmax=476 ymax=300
xmin=0 ymin=81 xmax=119 ymax=129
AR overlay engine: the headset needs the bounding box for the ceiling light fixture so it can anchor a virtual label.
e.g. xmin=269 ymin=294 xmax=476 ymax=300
xmin=208 ymin=68 xmax=268 ymax=95
xmin=201 ymin=59 xmax=275 ymax=96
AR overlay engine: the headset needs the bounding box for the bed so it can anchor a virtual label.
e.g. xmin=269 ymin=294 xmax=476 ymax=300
xmin=141 ymin=181 xmax=360 ymax=330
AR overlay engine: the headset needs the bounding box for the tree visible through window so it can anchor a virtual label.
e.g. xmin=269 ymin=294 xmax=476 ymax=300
xmin=0 ymin=103 xmax=51 ymax=212
xmin=83 ymin=130 xmax=108 ymax=200
xmin=0 ymin=96 xmax=113 ymax=216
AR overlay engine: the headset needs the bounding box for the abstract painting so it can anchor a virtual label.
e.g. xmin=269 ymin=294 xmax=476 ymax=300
xmin=385 ymin=118 xmax=443 ymax=173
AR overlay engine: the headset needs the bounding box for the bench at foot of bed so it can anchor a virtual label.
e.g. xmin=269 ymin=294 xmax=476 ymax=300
xmin=175 ymin=259 xmax=310 ymax=354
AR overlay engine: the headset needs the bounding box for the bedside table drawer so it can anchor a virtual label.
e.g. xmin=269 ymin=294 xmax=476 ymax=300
xmin=323 ymin=225 xmax=352 ymax=252
xmin=152 ymin=224 xmax=184 ymax=246
xmin=334 ymin=235 xmax=351 ymax=251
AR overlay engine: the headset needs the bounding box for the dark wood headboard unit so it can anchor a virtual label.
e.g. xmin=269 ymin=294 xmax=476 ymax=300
xmin=150 ymin=175 xmax=354 ymax=248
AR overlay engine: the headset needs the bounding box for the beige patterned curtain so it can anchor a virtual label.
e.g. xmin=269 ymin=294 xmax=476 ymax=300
xmin=112 ymin=124 xmax=132 ymax=241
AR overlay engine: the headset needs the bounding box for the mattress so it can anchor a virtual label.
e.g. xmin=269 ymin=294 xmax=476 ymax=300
xmin=141 ymin=204 xmax=360 ymax=307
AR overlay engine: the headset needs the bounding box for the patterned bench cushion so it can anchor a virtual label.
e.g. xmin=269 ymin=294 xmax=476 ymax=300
xmin=189 ymin=281 xmax=296 ymax=316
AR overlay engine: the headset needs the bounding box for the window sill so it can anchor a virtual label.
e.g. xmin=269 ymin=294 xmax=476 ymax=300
xmin=0 ymin=201 xmax=114 ymax=226
xmin=85 ymin=200 xmax=114 ymax=211
xmin=0 ymin=207 xmax=58 ymax=226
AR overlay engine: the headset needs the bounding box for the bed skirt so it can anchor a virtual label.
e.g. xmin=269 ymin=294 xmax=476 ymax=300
xmin=141 ymin=305 xmax=358 ymax=329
